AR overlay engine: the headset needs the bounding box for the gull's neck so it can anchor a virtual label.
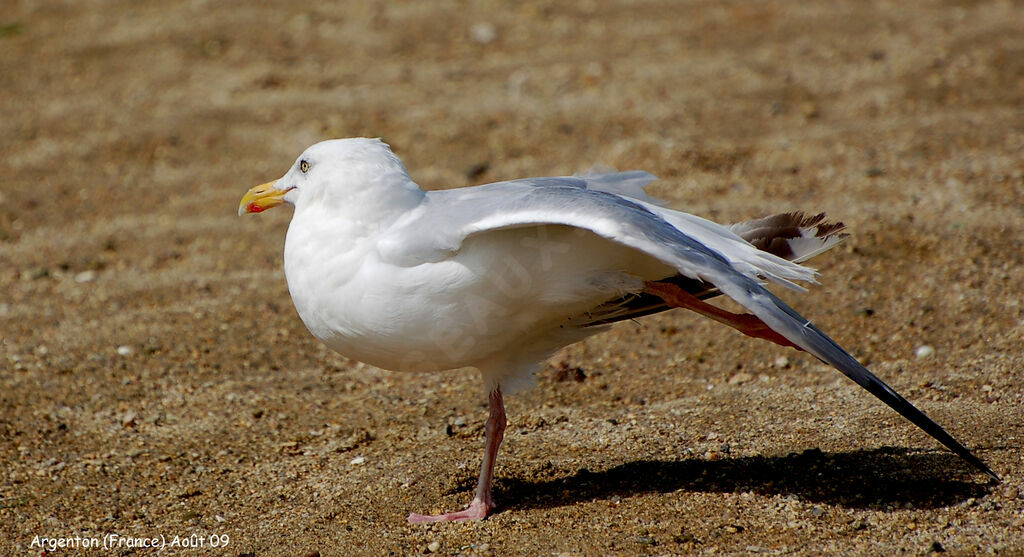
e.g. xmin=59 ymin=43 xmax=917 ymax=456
xmin=282 ymin=172 xmax=426 ymax=306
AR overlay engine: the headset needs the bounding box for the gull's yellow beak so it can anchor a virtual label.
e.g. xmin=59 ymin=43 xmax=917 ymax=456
xmin=238 ymin=181 xmax=289 ymax=216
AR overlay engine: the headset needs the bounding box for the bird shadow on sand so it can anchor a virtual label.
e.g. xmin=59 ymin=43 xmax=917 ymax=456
xmin=485 ymin=447 xmax=995 ymax=513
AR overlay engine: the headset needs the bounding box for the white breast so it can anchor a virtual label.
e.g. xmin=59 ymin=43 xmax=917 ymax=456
xmin=284 ymin=219 xmax=672 ymax=374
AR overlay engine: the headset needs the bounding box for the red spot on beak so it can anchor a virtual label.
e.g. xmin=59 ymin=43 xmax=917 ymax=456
xmin=247 ymin=203 xmax=264 ymax=213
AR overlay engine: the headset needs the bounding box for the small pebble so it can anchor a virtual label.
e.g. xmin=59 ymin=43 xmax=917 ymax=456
xmin=75 ymin=270 xmax=97 ymax=283
xmin=349 ymin=456 xmax=366 ymax=465
xmin=121 ymin=412 xmax=137 ymax=427
xmin=426 ymin=540 xmax=441 ymax=553
xmin=774 ymin=356 xmax=790 ymax=368
xmin=728 ymin=372 xmax=753 ymax=384
xmin=915 ymin=345 xmax=935 ymax=359
xmin=810 ymin=506 xmax=825 ymax=517
xmin=470 ymin=22 xmax=496 ymax=44
xmin=1001 ymin=486 xmax=1019 ymax=500
xmin=673 ymin=531 xmax=697 ymax=544
xmin=117 ymin=345 xmax=134 ymax=356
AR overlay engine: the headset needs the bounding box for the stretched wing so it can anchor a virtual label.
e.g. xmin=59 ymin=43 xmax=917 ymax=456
xmin=379 ymin=175 xmax=997 ymax=480
xmin=383 ymin=174 xmax=815 ymax=287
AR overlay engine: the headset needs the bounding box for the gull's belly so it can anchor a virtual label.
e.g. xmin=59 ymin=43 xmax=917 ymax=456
xmin=291 ymin=258 xmax=561 ymax=372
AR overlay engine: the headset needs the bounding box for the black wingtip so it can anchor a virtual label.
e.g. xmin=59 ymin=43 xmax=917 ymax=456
xmin=954 ymin=437 xmax=999 ymax=482
xmin=979 ymin=462 xmax=1001 ymax=483
xmin=843 ymin=357 xmax=999 ymax=483
xmin=751 ymin=290 xmax=999 ymax=483
xmin=951 ymin=443 xmax=999 ymax=482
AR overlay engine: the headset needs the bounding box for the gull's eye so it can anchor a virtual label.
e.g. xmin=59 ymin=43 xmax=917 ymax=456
xmin=300 ymin=160 xmax=310 ymax=173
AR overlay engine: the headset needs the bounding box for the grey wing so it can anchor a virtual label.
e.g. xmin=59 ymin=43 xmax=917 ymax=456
xmin=573 ymin=170 xmax=668 ymax=206
xmin=585 ymin=211 xmax=849 ymax=326
xmin=482 ymin=170 xmax=663 ymax=204
xmin=381 ymin=179 xmax=997 ymax=480
xmin=381 ymin=179 xmax=732 ymax=277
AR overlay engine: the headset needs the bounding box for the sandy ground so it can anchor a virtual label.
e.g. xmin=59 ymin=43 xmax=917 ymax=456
xmin=2 ymin=0 xmax=1023 ymax=555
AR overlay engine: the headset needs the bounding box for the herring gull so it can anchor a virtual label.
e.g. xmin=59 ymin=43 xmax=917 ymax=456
xmin=239 ymin=138 xmax=996 ymax=523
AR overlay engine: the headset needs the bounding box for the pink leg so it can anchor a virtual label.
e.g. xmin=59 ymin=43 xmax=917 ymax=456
xmin=408 ymin=387 xmax=507 ymax=523
xmin=643 ymin=281 xmax=803 ymax=351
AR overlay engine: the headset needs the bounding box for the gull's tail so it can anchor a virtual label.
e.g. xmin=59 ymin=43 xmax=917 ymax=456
xmin=582 ymin=212 xmax=847 ymax=327
xmin=729 ymin=212 xmax=848 ymax=264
